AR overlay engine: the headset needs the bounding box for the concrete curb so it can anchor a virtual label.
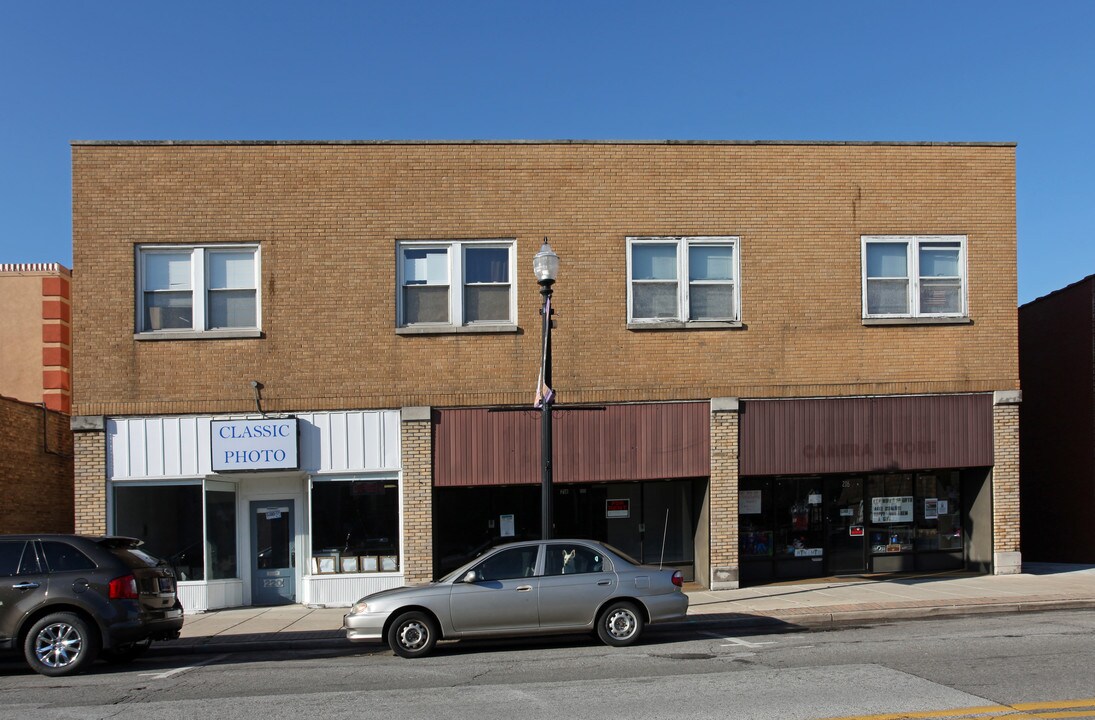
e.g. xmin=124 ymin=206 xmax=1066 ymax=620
xmin=147 ymin=599 xmax=1095 ymax=658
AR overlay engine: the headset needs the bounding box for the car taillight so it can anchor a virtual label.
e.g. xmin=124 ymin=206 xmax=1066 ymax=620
xmin=109 ymin=574 xmax=139 ymax=600
xmin=671 ymin=570 xmax=683 ymax=587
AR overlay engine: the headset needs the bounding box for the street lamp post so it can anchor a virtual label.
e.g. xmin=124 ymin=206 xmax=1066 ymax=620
xmin=533 ymin=239 xmax=559 ymax=541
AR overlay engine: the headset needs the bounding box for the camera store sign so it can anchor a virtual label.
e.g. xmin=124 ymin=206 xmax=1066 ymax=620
xmin=211 ymin=418 xmax=299 ymax=472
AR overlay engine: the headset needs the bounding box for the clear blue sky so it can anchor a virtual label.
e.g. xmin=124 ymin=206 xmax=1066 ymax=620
xmin=2 ymin=1 xmax=1092 ymax=304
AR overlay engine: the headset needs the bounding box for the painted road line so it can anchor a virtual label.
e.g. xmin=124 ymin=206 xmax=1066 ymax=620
xmin=137 ymin=653 xmax=229 ymax=680
xmin=816 ymin=697 xmax=1095 ymax=720
xmin=699 ymin=631 xmax=777 ymax=649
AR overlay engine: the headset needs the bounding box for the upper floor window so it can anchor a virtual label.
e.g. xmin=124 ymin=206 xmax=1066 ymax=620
xmin=137 ymin=245 xmax=260 ymax=335
xmin=862 ymin=236 xmax=967 ymax=319
xmin=627 ymin=236 xmax=740 ymax=326
xmin=397 ymin=240 xmax=516 ymax=330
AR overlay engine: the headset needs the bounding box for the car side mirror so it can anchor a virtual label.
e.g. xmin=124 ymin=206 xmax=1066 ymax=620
xmin=460 ymin=570 xmax=477 ymax=584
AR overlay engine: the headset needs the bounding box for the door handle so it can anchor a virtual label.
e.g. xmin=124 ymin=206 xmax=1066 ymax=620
xmin=515 ymin=585 xmax=532 ymax=592
xmin=597 ymin=580 xmax=611 ymax=586
xmin=13 ymin=582 xmax=40 ymax=590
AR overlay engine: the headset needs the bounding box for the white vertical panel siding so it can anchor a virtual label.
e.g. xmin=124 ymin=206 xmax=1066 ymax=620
xmin=107 ymin=410 xmax=401 ymax=479
xmin=303 ymin=574 xmax=405 ymax=607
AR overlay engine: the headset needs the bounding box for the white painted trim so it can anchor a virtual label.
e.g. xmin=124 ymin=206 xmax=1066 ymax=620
xmin=861 ymin=235 xmax=969 ymax=320
xmin=626 ymin=236 xmax=741 ymax=325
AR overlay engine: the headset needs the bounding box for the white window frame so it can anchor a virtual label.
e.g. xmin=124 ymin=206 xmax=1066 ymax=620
xmin=626 ymin=236 xmax=741 ymax=326
xmin=861 ymin=235 xmax=968 ymax=319
xmin=396 ymin=239 xmax=517 ymax=330
xmin=135 ymin=244 xmax=261 ymax=337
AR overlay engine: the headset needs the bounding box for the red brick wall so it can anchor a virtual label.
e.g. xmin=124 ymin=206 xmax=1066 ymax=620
xmin=0 ymin=396 xmax=74 ymax=533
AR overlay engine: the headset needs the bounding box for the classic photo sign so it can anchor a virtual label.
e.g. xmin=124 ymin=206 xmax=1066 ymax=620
xmin=211 ymin=418 xmax=299 ymax=472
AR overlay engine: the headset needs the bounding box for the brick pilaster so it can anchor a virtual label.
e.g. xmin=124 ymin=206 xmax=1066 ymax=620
xmin=992 ymin=391 xmax=1022 ymax=574
xmin=709 ymin=397 xmax=740 ymax=589
xmin=73 ymin=427 xmax=107 ymax=535
xmin=400 ymin=407 xmax=433 ymax=584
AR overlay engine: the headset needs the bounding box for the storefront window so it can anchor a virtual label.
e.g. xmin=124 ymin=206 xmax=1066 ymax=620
xmin=867 ymin=474 xmax=915 ymax=555
xmin=914 ymin=471 xmax=962 ymax=551
xmin=205 ymin=481 xmax=237 ymax=580
xmin=739 ymin=478 xmax=773 ymax=558
xmin=114 ymin=483 xmax=204 ymax=581
xmin=774 ymin=477 xmax=825 ymax=560
xmin=311 ymin=478 xmax=399 ymax=574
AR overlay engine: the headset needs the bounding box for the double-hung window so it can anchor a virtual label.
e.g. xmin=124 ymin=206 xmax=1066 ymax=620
xmin=862 ymin=236 xmax=967 ymax=319
xmin=627 ymin=236 xmax=740 ymax=326
xmin=137 ymin=245 xmax=260 ymax=335
xmin=398 ymin=240 xmax=516 ymax=330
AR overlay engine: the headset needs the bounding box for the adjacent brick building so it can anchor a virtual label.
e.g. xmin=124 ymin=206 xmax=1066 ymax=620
xmin=71 ymin=140 xmax=1021 ymax=610
xmin=0 ymin=263 xmax=73 ymax=413
xmin=0 ymin=395 xmax=74 ymax=534
xmin=1019 ymin=275 xmax=1094 ymax=563
xmin=0 ymin=263 xmax=74 ymax=533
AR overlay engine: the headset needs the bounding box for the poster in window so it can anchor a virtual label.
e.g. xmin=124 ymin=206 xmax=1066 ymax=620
xmin=924 ymin=498 xmax=939 ymax=520
xmin=739 ymin=490 xmax=762 ymax=515
xmin=500 ymin=514 xmax=515 ymax=538
xmin=871 ymin=496 xmax=913 ymax=523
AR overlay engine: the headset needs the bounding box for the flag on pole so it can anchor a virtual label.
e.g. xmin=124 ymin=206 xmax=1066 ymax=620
xmin=535 ymin=295 xmax=554 ymax=408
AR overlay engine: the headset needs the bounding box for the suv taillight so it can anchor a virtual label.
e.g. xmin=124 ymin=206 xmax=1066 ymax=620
xmin=109 ymin=574 xmax=139 ymax=600
xmin=671 ymin=570 xmax=683 ymax=587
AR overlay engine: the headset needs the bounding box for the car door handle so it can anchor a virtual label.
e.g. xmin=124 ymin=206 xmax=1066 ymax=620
xmin=12 ymin=582 xmax=40 ymax=590
xmin=515 ymin=585 xmax=532 ymax=592
xmin=597 ymin=580 xmax=611 ymax=586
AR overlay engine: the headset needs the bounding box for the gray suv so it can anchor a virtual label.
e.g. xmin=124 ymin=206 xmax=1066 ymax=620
xmin=0 ymin=535 xmax=183 ymax=676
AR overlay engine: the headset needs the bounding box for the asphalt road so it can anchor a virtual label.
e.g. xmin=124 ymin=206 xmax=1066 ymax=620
xmin=1 ymin=609 xmax=1093 ymax=720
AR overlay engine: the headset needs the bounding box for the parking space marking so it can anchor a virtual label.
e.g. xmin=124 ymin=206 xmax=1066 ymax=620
xmin=700 ymin=631 xmax=778 ymax=649
xmin=137 ymin=653 xmax=228 ymax=680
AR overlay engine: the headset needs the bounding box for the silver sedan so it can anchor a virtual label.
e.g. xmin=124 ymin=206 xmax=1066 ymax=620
xmin=344 ymin=539 xmax=689 ymax=658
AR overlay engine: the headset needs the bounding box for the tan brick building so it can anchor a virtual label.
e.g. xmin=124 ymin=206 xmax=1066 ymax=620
xmin=71 ymin=140 xmax=1020 ymax=609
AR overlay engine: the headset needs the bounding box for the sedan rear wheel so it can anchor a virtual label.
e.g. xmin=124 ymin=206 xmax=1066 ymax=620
xmin=387 ymin=611 xmax=438 ymax=658
xmin=24 ymin=612 xmax=99 ymax=677
xmin=597 ymin=601 xmax=644 ymax=647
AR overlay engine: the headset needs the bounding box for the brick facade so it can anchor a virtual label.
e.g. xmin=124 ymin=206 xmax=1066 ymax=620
xmin=72 ymin=142 xmax=1017 ymax=419
xmin=0 ymin=395 xmax=73 ymax=534
xmin=400 ymin=408 xmax=434 ymax=584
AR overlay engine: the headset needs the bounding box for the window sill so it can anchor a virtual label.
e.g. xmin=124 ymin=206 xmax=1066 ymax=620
xmin=396 ymin=323 xmax=519 ymax=336
xmin=862 ymin=317 xmax=973 ymax=327
xmin=627 ymin=320 xmax=744 ymax=331
xmin=134 ymin=329 xmax=264 ymax=341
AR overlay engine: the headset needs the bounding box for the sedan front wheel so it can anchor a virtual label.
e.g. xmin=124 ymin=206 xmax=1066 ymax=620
xmin=597 ymin=601 xmax=644 ymax=647
xmin=387 ymin=611 xmax=438 ymax=658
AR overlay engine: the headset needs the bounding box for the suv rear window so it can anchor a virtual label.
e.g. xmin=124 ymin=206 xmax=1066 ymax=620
xmin=41 ymin=541 xmax=97 ymax=572
xmin=108 ymin=547 xmax=164 ymax=569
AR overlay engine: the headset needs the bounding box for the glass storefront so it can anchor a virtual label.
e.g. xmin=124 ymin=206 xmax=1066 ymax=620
xmin=740 ymin=470 xmax=966 ymax=584
xmin=113 ymin=482 xmax=206 ymax=580
xmin=113 ymin=479 xmax=240 ymax=583
xmin=205 ymin=480 xmax=238 ymax=580
xmin=433 ymin=479 xmax=702 ymax=581
xmin=309 ymin=478 xmax=400 ymax=574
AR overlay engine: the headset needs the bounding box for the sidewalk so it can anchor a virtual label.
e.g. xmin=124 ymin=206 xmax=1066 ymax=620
xmin=155 ymin=563 xmax=1095 ymax=656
